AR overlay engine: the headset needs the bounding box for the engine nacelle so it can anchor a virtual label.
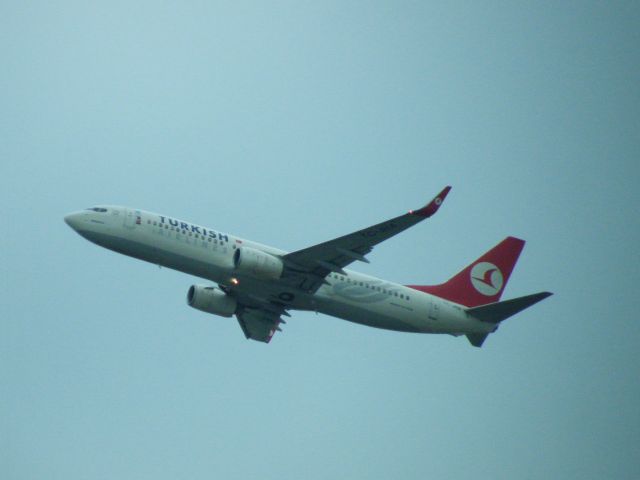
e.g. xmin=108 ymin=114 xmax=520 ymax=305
xmin=233 ymin=246 xmax=283 ymax=279
xmin=187 ymin=285 xmax=237 ymax=317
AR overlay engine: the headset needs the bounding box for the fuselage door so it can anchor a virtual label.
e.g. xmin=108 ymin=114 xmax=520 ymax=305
xmin=123 ymin=209 xmax=141 ymax=229
xmin=428 ymin=298 xmax=440 ymax=321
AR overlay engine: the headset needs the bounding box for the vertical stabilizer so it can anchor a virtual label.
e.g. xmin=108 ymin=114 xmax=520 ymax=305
xmin=407 ymin=237 xmax=525 ymax=307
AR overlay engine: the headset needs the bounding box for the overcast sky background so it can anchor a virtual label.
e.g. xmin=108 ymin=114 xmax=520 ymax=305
xmin=2 ymin=2 xmax=639 ymax=479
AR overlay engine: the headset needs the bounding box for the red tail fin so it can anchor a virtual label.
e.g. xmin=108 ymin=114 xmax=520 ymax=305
xmin=407 ymin=237 xmax=525 ymax=307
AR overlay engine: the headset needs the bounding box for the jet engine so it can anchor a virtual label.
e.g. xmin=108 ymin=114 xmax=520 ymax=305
xmin=187 ymin=285 xmax=237 ymax=317
xmin=233 ymin=246 xmax=283 ymax=279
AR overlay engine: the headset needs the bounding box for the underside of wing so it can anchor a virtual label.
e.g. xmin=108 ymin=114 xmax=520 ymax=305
xmin=235 ymin=306 xmax=286 ymax=343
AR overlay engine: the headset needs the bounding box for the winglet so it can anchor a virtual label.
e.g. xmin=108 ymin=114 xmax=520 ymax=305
xmin=410 ymin=186 xmax=452 ymax=217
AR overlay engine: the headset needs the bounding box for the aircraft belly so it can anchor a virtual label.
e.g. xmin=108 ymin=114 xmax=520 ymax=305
xmin=157 ymin=247 xmax=227 ymax=281
xmin=80 ymin=229 xmax=230 ymax=283
xmin=228 ymin=277 xmax=315 ymax=311
xmin=77 ymin=229 xmax=159 ymax=264
xmin=313 ymin=296 xmax=423 ymax=333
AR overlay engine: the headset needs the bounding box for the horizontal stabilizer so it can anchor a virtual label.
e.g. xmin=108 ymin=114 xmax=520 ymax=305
xmin=466 ymin=292 xmax=553 ymax=324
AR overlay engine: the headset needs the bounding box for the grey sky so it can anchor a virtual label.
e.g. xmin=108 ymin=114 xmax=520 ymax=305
xmin=2 ymin=2 xmax=639 ymax=479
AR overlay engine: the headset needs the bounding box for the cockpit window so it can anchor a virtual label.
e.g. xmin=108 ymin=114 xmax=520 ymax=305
xmin=86 ymin=207 xmax=108 ymax=213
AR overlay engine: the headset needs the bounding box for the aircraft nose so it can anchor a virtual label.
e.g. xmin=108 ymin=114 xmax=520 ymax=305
xmin=64 ymin=212 xmax=82 ymax=230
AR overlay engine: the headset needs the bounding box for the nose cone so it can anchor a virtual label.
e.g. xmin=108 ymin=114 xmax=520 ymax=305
xmin=64 ymin=212 xmax=83 ymax=230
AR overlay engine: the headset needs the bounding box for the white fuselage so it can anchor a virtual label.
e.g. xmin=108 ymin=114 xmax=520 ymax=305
xmin=65 ymin=206 xmax=494 ymax=337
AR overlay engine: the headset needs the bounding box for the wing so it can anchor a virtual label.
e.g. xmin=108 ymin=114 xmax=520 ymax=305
xmin=281 ymin=186 xmax=451 ymax=293
xmin=213 ymin=282 xmax=289 ymax=343
xmin=236 ymin=306 xmax=286 ymax=343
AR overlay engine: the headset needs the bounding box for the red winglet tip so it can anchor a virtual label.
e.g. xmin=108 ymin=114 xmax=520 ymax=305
xmin=413 ymin=186 xmax=452 ymax=217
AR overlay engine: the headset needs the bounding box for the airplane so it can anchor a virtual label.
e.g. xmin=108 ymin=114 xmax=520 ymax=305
xmin=64 ymin=187 xmax=551 ymax=347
